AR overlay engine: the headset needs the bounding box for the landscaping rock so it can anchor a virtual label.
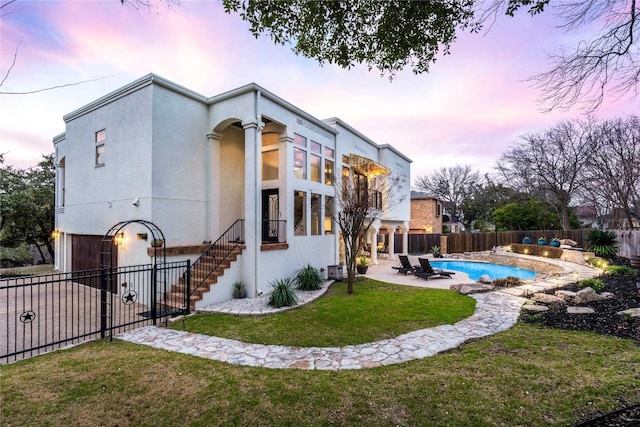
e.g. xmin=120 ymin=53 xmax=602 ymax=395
xmin=617 ymin=308 xmax=640 ymax=318
xmin=532 ymin=293 xmax=566 ymax=305
xmin=560 ymin=239 xmax=577 ymax=247
xmin=477 ymin=274 xmax=493 ymax=284
xmin=522 ymin=304 xmax=549 ymax=312
xmin=567 ymin=306 xmax=595 ymax=314
xmin=574 ymin=287 xmax=609 ymax=304
xmin=600 ymin=292 xmax=616 ymax=299
xmin=450 ymin=283 xmax=494 ymax=294
xmin=555 ymin=290 xmax=577 ymax=301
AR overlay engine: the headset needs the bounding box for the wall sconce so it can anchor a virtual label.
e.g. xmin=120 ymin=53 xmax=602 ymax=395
xmin=114 ymin=233 xmax=125 ymax=246
xmin=51 ymin=229 xmax=60 ymax=239
xmin=137 ymin=233 xmax=148 ymax=241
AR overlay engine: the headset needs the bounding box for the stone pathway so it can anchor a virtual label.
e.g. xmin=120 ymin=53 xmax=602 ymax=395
xmin=117 ymin=292 xmax=526 ymax=370
xmin=116 ymin=254 xmax=601 ymax=370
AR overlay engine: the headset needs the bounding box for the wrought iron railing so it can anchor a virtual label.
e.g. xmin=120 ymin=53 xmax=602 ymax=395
xmin=187 ymin=219 xmax=245 ymax=307
xmin=262 ymin=219 xmax=287 ymax=243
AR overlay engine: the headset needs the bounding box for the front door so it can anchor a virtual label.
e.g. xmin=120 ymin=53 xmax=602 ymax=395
xmin=262 ymin=189 xmax=279 ymax=242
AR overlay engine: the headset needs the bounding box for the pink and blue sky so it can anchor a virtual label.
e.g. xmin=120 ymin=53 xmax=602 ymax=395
xmin=1 ymin=0 xmax=637 ymax=184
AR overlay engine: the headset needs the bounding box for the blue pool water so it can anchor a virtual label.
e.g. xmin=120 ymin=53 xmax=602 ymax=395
xmin=430 ymin=260 xmax=537 ymax=281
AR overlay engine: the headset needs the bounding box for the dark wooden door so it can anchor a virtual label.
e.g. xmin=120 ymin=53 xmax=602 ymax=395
xmin=72 ymin=234 xmax=117 ymax=291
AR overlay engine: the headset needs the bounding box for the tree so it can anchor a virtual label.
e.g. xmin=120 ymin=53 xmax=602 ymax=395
xmin=581 ymin=116 xmax=640 ymax=228
xmin=413 ymin=165 xmax=479 ymax=221
xmin=332 ymin=169 xmax=405 ymax=294
xmin=460 ymin=175 xmax=528 ymax=230
xmin=0 ymin=154 xmax=55 ymax=263
xmin=224 ymin=0 xmax=640 ymax=111
xmin=497 ymin=119 xmax=596 ymax=230
xmin=492 ymin=198 xmax=561 ymax=231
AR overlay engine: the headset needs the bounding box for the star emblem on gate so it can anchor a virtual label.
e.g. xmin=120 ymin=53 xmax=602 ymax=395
xmin=122 ymin=290 xmax=137 ymax=304
xmin=20 ymin=311 xmax=36 ymax=323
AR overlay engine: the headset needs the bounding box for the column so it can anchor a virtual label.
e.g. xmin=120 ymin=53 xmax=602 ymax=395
xmin=402 ymin=223 xmax=409 ymax=254
xmin=388 ymin=226 xmax=396 ymax=260
xmin=206 ymin=131 xmax=223 ymax=239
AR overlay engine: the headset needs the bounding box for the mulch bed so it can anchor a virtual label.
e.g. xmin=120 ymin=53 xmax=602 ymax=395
xmin=518 ymin=266 xmax=640 ymax=426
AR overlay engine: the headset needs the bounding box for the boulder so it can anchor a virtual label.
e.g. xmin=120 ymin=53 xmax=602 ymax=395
xmin=532 ymin=293 xmax=567 ymax=305
xmin=567 ymin=306 xmax=595 ymax=314
xmin=555 ymin=290 xmax=577 ymax=302
xmin=617 ymin=308 xmax=640 ymax=318
xmin=574 ymin=287 xmax=609 ymax=304
xmin=522 ymin=304 xmax=549 ymax=312
xmin=477 ymin=274 xmax=493 ymax=284
xmin=560 ymin=239 xmax=578 ymax=247
xmin=450 ymin=283 xmax=494 ymax=294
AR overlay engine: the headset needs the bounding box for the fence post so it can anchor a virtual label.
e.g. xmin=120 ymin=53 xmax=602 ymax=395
xmin=185 ymin=260 xmax=191 ymax=315
xmin=100 ymin=267 xmax=108 ymax=339
xmin=151 ymin=263 xmax=157 ymax=325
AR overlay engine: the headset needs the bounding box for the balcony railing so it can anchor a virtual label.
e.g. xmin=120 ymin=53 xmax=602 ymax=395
xmin=262 ymin=219 xmax=287 ymax=243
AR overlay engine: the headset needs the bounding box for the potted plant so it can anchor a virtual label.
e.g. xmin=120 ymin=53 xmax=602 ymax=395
xmin=356 ymin=256 xmax=369 ymax=274
xmin=431 ymin=245 xmax=442 ymax=258
xmin=151 ymin=239 xmax=164 ymax=248
xmin=537 ymin=237 xmax=548 ymax=246
xmin=232 ymin=281 xmax=247 ymax=299
xmin=522 ymin=236 xmax=532 ymax=244
xmin=550 ymin=238 xmax=561 ymax=247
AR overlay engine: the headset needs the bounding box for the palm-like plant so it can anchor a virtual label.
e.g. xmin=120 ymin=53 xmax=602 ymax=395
xmin=268 ymin=277 xmax=298 ymax=308
xmin=585 ymin=229 xmax=618 ymax=257
xmin=293 ymin=264 xmax=324 ymax=291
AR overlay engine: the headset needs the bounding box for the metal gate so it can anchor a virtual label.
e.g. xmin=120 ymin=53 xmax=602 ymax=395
xmin=0 ymin=260 xmax=190 ymax=365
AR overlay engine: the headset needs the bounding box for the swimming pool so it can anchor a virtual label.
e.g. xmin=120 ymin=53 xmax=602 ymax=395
xmin=430 ymin=260 xmax=537 ymax=281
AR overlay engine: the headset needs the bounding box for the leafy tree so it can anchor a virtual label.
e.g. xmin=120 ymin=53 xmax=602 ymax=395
xmin=0 ymin=154 xmax=55 ymax=263
xmin=224 ymin=0 xmax=639 ymax=111
xmin=460 ymin=175 xmax=528 ymax=230
xmin=413 ymin=165 xmax=479 ymax=221
xmin=492 ymin=198 xmax=561 ymax=231
xmin=497 ymin=119 xmax=597 ymax=230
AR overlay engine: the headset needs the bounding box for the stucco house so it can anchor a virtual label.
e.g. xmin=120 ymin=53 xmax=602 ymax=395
xmin=52 ymin=74 xmax=411 ymax=307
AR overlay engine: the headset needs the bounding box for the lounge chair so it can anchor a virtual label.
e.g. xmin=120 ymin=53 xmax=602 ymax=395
xmin=392 ymin=255 xmax=418 ymax=275
xmin=415 ymin=258 xmax=455 ymax=280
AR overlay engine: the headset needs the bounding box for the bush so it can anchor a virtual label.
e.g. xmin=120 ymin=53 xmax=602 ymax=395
xmin=509 ymin=243 xmax=563 ymax=259
xmin=232 ymin=281 xmax=247 ymax=299
xmin=579 ymin=278 xmax=606 ymax=293
xmin=585 ymin=229 xmax=618 ymax=257
xmin=294 ymin=264 xmax=324 ymax=291
xmin=268 ymin=277 xmax=297 ymax=308
xmin=605 ymin=265 xmax=637 ymax=277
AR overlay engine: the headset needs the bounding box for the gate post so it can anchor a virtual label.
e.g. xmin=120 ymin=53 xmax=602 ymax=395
xmin=185 ymin=260 xmax=191 ymax=315
xmin=151 ymin=263 xmax=158 ymax=325
xmin=100 ymin=267 xmax=108 ymax=339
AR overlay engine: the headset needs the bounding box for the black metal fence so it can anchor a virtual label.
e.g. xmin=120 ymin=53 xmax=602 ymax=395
xmin=1 ymin=260 xmax=189 ymax=364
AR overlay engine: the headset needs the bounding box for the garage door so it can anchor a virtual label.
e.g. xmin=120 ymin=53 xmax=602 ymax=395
xmin=72 ymin=234 xmax=117 ymax=292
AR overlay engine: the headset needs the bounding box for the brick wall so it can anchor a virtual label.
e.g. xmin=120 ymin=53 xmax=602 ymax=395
xmin=410 ymin=198 xmax=442 ymax=234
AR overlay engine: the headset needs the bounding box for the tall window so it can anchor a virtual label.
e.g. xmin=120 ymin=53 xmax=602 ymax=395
xmin=294 ymin=190 xmax=306 ymax=236
xmin=324 ymin=196 xmax=334 ymax=234
xmin=294 ymin=148 xmax=306 ymax=179
xmin=95 ymin=129 xmax=105 ymax=166
xmin=324 ymin=159 xmax=334 ymax=185
xmin=310 ymin=154 xmax=321 ymax=182
xmin=311 ymin=193 xmax=321 ymax=235
xmin=262 ymin=149 xmax=279 ymax=180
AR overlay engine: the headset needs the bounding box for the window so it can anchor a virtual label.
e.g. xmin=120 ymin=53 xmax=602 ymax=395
xmin=324 ymin=147 xmax=334 ymax=158
xmin=324 ymin=196 xmax=334 ymax=234
xmin=262 ymin=149 xmax=279 ymax=180
xmin=324 ymin=159 xmax=334 ymax=185
xmin=95 ymin=129 xmax=105 ymax=166
xmin=342 ymin=154 xmax=349 ymax=164
xmin=294 ymin=191 xmax=306 ymax=236
xmin=436 ymin=203 xmax=441 ymax=217
xmin=310 ymin=154 xmax=321 ymax=182
xmin=310 ymin=141 xmax=321 ymax=153
xmin=311 ymin=193 xmax=321 ymax=235
xmin=294 ymin=148 xmax=306 ymax=179
xmin=294 ymin=133 xmax=306 ymax=147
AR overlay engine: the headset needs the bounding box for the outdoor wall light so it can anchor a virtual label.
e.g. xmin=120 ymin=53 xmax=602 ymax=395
xmin=114 ymin=233 xmax=125 ymax=246
xmin=137 ymin=233 xmax=148 ymax=241
xmin=51 ymin=229 xmax=60 ymax=239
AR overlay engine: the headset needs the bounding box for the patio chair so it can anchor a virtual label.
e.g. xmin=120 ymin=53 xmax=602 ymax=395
xmin=392 ymin=255 xmax=418 ymax=275
xmin=415 ymin=258 xmax=455 ymax=280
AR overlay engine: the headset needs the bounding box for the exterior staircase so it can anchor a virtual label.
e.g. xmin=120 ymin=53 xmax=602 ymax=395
xmin=162 ymin=219 xmax=246 ymax=313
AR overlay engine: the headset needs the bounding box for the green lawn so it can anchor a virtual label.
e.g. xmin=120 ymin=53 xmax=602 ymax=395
xmin=2 ymin=278 xmax=639 ymax=426
xmin=172 ymin=279 xmax=476 ymax=346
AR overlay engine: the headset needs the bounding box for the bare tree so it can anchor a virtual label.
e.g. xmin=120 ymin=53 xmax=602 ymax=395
xmin=333 ymin=169 xmax=406 ymax=294
xmin=498 ymin=119 xmax=597 ymax=230
xmin=582 ymin=116 xmax=640 ymax=228
xmin=413 ymin=165 xmax=479 ymax=220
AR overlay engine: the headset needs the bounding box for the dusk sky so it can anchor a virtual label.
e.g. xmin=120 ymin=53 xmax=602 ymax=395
xmin=1 ymin=0 xmax=637 ymax=185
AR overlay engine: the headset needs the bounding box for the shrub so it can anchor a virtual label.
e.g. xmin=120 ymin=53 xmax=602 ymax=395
xmin=578 ymin=278 xmax=606 ymax=293
xmin=232 ymin=281 xmax=247 ymax=299
xmin=509 ymin=243 xmax=563 ymax=259
xmin=493 ymin=276 xmax=523 ymax=288
xmin=294 ymin=264 xmax=324 ymax=291
xmin=268 ymin=277 xmax=297 ymax=308
xmin=605 ymin=265 xmax=637 ymax=277
xmin=585 ymin=229 xmax=618 ymax=257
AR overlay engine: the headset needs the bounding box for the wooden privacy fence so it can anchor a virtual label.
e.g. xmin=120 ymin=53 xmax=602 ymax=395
xmin=614 ymin=229 xmax=640 ymax=259
xmin=442 ymin=229 xmax=589 ymax=254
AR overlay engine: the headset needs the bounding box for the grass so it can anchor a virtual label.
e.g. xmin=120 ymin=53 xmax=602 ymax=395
xmin=171 ymin=279 xmax=477 ymax=347
xmin=1 ymin=325 xmax=638 ymax=426
xmin=0 ymin=264 xmax=55 ymax=277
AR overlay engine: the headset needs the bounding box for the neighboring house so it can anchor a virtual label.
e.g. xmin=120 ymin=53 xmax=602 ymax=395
xmin=409 ymin=191 xmax=443 ymax=234
xmin=442 ymin=211 xmax=465 ymax=233
xmin=52 ymin=74 xmax=411 ymax=306
xmin=574 ymin=205 xmax=599 ymax=229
